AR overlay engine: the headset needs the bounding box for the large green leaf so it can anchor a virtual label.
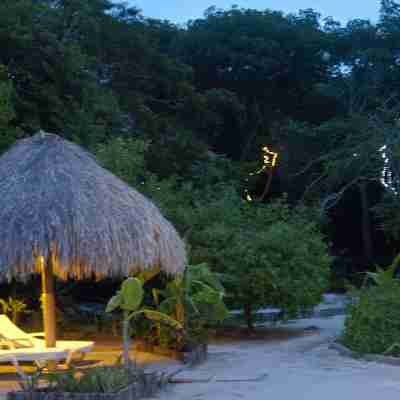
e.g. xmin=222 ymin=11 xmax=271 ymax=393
xmin=127 ymin=309 xmax=183 ymax=331
xmin=187 ymin=263 xmax=225 ymax=293
xmin=0 ymin=299 xmax=9 ymax=314
xmin=183 ymin=297 xmax=199 ymax=315
xmin=105 ymin=292 xmax=122 ymax=313
xmin=212 ymin=300 xmax=229 ymax=322
xmin=120 ymin=278 xmax=144 ymax=311
xmin=192 ymin=286 xmax=228 ymax=322
xmin=159 ymin=297 xmax=178 ymax=314
xmin=152 ymin=288 xmax=161 ymax=306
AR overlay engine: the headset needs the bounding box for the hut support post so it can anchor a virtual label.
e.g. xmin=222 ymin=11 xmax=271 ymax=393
xmin=38 ymin=255 xmax=57 ymax=348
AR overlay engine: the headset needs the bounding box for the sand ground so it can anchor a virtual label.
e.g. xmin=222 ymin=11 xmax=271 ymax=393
xmin=3 ymin=295 xmax=400 ymax=399
xmin=160 ymin=314 xmax=400 ymax=399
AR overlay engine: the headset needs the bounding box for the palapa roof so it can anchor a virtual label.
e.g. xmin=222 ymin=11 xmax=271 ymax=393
xmin=0 ymin=132 xmax=186 ymax=280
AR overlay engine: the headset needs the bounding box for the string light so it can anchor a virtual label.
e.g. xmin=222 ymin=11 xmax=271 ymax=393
xmin=262 ymin=146 xmax=279 ymax=167
xmin=244 ymin=146 xmax=279 ymax=202
xmin=244 ymin=190 xmax=253 ymax=202
xmin=380 ymin=144 xmax=398 ymax=195
xmin=249 ymin=146 xmax=279 ymax=176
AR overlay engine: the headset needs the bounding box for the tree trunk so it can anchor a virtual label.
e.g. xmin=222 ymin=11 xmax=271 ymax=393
xmin=244 ymin=304 xmax=254 ymax=331
xmin=359 ymin=180 xmax=373 ymax=264
xmin=122 ymin=311 xmax=131 ymax=367
xmin=259 ymin=169 xmax=274 ymax=201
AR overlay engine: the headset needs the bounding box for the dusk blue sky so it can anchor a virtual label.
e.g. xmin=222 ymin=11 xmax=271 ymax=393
xmin=128 ymin=0 xmax=381 ymax=25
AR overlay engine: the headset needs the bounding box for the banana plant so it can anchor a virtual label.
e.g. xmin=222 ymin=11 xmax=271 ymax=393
xmin=158 ymin=264 xmax=228 ymax=335
xmin=106 ymin=277 xmax=183 ymax=367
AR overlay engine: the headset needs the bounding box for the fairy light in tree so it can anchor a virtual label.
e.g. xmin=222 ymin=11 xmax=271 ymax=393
xmin=249 ymin=146 xmax=279 ymax=175
xmin=244 ymin=146 xmax=279 ymax=202
xmin=245 ymin=191 xmax=253 ymax=202
xmin=262 ymin=146 xmax=279 ymax=167
xmin=380 ymin=144 xmax=399 ymax=195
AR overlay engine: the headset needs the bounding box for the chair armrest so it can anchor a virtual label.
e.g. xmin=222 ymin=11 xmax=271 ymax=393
xmin=0 ymin=337 xmax=34 ymax=349
xmin=30 ymin=332 xmax=44 ymax=338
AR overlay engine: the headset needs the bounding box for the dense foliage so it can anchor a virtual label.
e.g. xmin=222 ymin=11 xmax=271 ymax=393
xmin=97 ymin=136 xmax=330 ymax=326
xmin=342 ymin=256 xmax=400 ymax=355
xmin=343 ymin=280 xmax=400 ymax=355
xmin=187 ymin=196 xmax=331 ymax=328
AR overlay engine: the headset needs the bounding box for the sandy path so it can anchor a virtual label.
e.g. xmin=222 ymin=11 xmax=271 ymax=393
xmin=159 ymin=315 xmax=400 ymax=399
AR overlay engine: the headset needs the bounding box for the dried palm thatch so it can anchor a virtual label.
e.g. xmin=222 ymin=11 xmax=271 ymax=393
xmin=0 ymin=132 xmax=186 ymax=281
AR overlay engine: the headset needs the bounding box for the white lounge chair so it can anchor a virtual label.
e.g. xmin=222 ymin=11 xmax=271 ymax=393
xmin=0 ymin=315 xmax=94 ymax=377
xmin=0 ymin=347 xmax=72 ymax=379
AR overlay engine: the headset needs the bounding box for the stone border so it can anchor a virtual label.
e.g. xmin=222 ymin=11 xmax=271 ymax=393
xmin=182 ymin=343 xmax=208 ymax=366
xmin=7 ymin=375 xmax=164 ymax=400
xmin=330 ymin=341 xmax=400 ymax=366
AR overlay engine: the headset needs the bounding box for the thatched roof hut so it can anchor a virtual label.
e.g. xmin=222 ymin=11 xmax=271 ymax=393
xmin=0 ymin=132 xmax=187 ymax=281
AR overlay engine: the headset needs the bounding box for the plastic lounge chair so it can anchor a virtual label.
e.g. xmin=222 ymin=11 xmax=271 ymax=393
xmin=0 ymin=315 xmax=94 ymax=377
xmin=0 ymin=347 xmax=71 ymax=378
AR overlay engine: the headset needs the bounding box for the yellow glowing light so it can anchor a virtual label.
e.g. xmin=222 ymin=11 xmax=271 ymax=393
xmin=245 ymin=190 xmax=253 ymax=202
xmin=262 ymin=146 xmax=279 ymax=167
xmin=244 ymin=145 xmax=279 ymax=202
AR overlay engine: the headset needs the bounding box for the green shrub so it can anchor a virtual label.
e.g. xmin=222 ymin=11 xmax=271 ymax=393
xmin=342 ymin=280 xmax=400 ymax=355
xmin=191 ymin=196 xmax=332 ymax=329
